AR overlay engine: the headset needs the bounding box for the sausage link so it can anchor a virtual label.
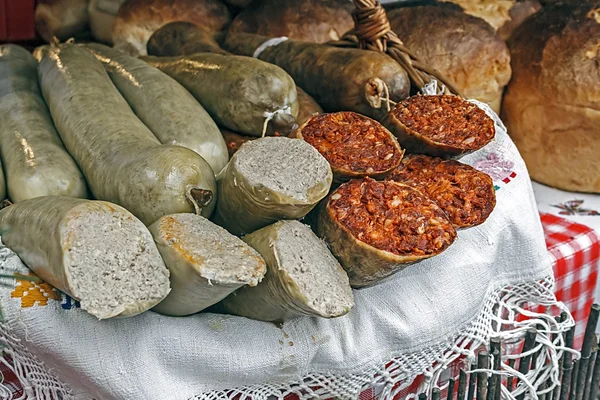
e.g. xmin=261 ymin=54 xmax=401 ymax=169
xmin=317 ymin=177 xmax=457 ymax=287
xmin=0 ymin=44 xmax=88 ymax=202
xmin=38 ymin=43 xmax=216 ymax=226
xmin=387 ymin=155 xmax=496 ymax=228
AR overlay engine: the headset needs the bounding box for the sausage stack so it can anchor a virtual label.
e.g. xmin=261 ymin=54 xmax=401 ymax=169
xmin=1 ymin=0 xmax=509 ymax=324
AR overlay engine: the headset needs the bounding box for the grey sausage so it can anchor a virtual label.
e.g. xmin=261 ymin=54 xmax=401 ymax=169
xmin=83 ymin=43 xmax=229 ymax=174
xmin=38 ymin=43 xmax=216 ymax=226
xmin=142 ymin=52 xmax=300 ymax=137
xmin=0 ymin=197 xmax=171 ymax=319
xmin=0 ymin=44 xmax=88 ymax=203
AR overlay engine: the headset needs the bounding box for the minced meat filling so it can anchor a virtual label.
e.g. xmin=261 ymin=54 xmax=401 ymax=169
xmin=387 ymin=155 xmax=496 ymax=228
xmin=328 ymin=178 xmax=456 ymax=256
xmin=392 ymin=95 xmax=495 ymax=149
xmin=300 ymin=112 xmax=402 ymax=174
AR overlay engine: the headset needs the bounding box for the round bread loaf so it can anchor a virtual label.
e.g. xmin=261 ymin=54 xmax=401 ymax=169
xmin=227 ymin=0 xmax=354 ymax=43
xmin=441 ymin=0 xmax=542 ymax=40
xmin=502 ymin=2 xmax=600 ymax=193
xmin=387 ymin=4 xmax=511 ymax=113
xmin=112 ymin=0 xmax=231 ymax=56
xmin=34 ymin=0 xmax=90 ymax=43
xmin=88 ymin=0 xmax=127 ymax=44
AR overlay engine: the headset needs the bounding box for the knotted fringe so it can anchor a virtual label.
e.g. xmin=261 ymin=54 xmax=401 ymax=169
xmin=0 ymin=276 xmax=575 ymax=400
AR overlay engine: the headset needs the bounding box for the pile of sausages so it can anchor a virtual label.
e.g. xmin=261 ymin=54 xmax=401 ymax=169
xmin=0 ymin=31 xmax=497 ymax=323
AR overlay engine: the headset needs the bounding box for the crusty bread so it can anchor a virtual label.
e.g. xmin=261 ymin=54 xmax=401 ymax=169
xmin=441 ymin=0 xmax=542 ymax=40
xmin=112 ymin=0 xmax=231 ymax=56
xmin=227 ymin=0 xmax=354 ymax=43
xmin=34 ymin=0 xmax=90 ymax=43
xmin=387 ymin=4 xmax=512 ymax=113
xmin=88 ymin=0 xmax=126 ymax=44
xmin=502 ymin=2 xmax=600 ymax=193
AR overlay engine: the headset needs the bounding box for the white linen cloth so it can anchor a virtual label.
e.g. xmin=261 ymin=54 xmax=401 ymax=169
xmin=0 ymin=115 xmax=571 ymax=400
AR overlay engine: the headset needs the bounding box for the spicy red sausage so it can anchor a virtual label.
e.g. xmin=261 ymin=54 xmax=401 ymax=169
xmin=387 ymin=155 xmax=496 ymax=228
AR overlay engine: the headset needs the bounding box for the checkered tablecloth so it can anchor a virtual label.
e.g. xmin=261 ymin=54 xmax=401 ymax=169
xmin=541 ymin=212 xmax=600 ymax=348
xmin=1 ymin=212 xmax=599 ymax=399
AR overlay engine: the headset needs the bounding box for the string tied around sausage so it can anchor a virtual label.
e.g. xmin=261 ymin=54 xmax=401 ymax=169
xmin=329 ymin=0 xmax=462 ymax=97
xmin=253 ymin=37 xmax=289 ymax=59
xmin=262 ymin=106 xmax=293 ymax=138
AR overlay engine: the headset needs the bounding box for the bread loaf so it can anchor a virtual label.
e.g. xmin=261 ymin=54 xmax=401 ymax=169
xmin=88 ymin=0 xmax=126 ymax=44
xmin=387 ymin=4 xmax=511 ymax=113
xmin=227 ymin=0 xmax=354 ymax=43
xmin=502 ymin=2 xmax=600 ymax=193
xmin=34 ymin=0 xmax=90 ymax=42
xmin=441 ymin=0 xmax=542 ymax=40
xmin=112 ymin=0 xmax=231 ymax=56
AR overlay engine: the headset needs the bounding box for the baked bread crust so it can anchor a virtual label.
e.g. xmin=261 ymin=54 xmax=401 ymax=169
xmin=387 ymin=4 xmax=512 ymax=113
xmin=502 ymin=2 xmax=600 ymax=193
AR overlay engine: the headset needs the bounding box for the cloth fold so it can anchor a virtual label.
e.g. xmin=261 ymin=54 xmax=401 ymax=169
xmin=0 ymin=125 xmax=566 ymax=400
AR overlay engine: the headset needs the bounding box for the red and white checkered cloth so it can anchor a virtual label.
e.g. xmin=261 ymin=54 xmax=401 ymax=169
xmin=540 ymin=212 xmax=600 ymax=349
xmin=2 ymin=212 xmax=599 ymax=399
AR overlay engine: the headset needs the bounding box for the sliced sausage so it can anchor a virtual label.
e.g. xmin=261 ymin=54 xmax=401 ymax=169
xmin=317 ymin=177 xmax=457 ymax=287
xmin=149 ymin=213 xmax=266 ymax=316
xmin=214 ymin=137 xmax=332 ymax=236
xmin=387 ymin=155 xmax=496 ymax=228
xmin=38 ymin=43 xmax=216 ymax=226
xmin=221 ymin=220 xmax=354 ymax=322
xmin=0 ymin=44 xmax=89 ymax=202
xmin=382 ymin=94 xmax=496 ymax=158
xmin=291 ymin=111 xmax=404 ymax=183
xmin=0 ymin=197 xmax=171 ymax=319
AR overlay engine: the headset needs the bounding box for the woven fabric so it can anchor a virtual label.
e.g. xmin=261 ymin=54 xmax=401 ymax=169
xmin=1 ymin=212 xmax=592 ymax=399
xmin=539 ymin=213 xmax=600 ymax=349
xmin=0 ymin=109 xmax=572 ymax=400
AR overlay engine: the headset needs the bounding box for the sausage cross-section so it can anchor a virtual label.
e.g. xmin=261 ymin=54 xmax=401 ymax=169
xmin=149 ymin=213 xmax=266 ymax=316
xmin=382 ymin=95 xmax=495 ymax=158
xmin=0 ymin=197 xmax=171 ymax=319
xmin=387 ymin=155 xmax=496 ymax=228
xmin=292 ymin=111 xmax=404 ymax=183
xmin=221 ymin=220 xmax=354 ymax=322
xmin=38 ymin=44 xmax=216 ymax=226
xmin=317 ymin=178 xmax=457 ymax=287
xmin=83 ymin=43 xmax=229 ymax=174
xmin=0 ymin=44 xmax=88 ymax=202
xmin=214 ymin=137 xmax=332 ymax=236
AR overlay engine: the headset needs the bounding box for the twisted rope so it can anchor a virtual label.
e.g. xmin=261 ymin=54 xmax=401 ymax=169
xmin=330 ymin=0 xmax=461 ymax=97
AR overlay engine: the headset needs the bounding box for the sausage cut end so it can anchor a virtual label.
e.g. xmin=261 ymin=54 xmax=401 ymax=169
xmin=296 ymin=112 xmax=403 ymax=182
xmin=328 ymin=178 xmax=457 ymax=257
xmin=385 ymin=95 xmax=495 ymax=158
xmin=387 ymin=155 xmax=496 ymax=228
xmin=63 ymin=207 xmax=171 ymax=319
